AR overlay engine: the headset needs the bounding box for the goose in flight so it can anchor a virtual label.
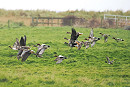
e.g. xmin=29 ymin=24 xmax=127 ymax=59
xmin=9 ymin=38 xmax=20 ymax=50
xmin=65 ymin=28 xmax=83 ymax=47
xmin=84 ymin=28 xmax=100 ymax=47
xmin=91 ymin=37 xmax=100 ymax=47
xmin=17 ymin=46 xmax=31 ymax=60
xmin=82 ymin=41 xmax=91 ymax=49
xmin=54 ymin=55 xmax=67 ymax=64
xmin=17 ymin=49 xmax=35 ymax=62
xmin=105 ymin=57 xmax=116 ymax=64
xmin=99 ymin=33 xmax=110 ymax=42
xmin=9 ymin=35 xmax=27 ymax=50
xmin=112 ymin=37 xmax=124 ymax=42
xmin=35 ymin=44 xmax=50 ymax=57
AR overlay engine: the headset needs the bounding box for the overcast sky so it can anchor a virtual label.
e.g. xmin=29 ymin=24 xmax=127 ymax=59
xmin=0 ymin=0 xmax=130 ymax=12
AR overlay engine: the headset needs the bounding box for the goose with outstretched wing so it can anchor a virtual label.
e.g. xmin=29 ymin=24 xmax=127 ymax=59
xmin=105 ymin=57 xmax=116 ymax=64
xmin=35 ymin=44 xmax=50 ymax=57
xmin=9 ymin=38 xmax=20 ymax=50
xmin=112 ymin=37 xmax=124 ymax=42
xmin=99 ymin=33 xmax=110 ymax=42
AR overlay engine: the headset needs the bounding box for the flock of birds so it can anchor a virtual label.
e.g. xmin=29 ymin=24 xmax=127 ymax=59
xmin=9 ymin=28 xmax=124 ymax=64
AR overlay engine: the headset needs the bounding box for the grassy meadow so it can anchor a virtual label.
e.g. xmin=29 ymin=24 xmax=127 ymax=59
xmin=0 ymin=26 xmax=129 ymax=87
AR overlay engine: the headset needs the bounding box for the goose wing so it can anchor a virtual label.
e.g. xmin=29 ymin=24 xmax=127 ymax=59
xmin=20 ymin=36 xmax=25 ymax=46
xmin=21 ymin=50 xmax=31 ymax=62
xmin=17 ymin=49 xmax=23 ymax=60
xmin=23 ymin=35 xmax=26 ymax=46
xmin=89 ymin=28 xmax=94 ymax=38
xmin=91 ymin=41 xmax=96 ymax=47
xmin=104 ymin=36 xmax=108 ymax=42
xmin=106 ymin=57 xmax=111 ymax=63
xmin=71 ymin=28 xmax=77 ymax=40
xmin=56 ymin=59 xmax=63 ymax=64
xmin=37 ymin=48 xmax=45 ymax=55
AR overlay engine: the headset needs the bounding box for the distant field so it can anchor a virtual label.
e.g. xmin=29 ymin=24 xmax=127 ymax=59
xmin=0 ymin=26 xmax=129 ymax=87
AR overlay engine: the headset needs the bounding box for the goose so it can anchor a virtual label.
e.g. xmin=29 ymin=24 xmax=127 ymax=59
xmin=84 ymin=28 xmax=94 ymax=42
xmin=112 ymin=37 xmax=124 ymax=42
xmin=9 ymin=35 xmax=27 ymax=50
xmin=17 ymin=46 xmax=31 ymax=60
xmin=35 ymin=44 xmax=50 ymax=57
xmin=67 ymin=28 xmax=83 ymax=40
xmin=65 ymin=28 xmax=83 ymax=47
xmin=54 ymin=55 xmax=67 ymax=64
xmin=84 ymin=28 xmax=100 ymax=47
xmin=82 ymin=41 xmax=91 ymax=49
xmin=9 ymin=38 xmax=20 ymax=50
xmin=91 ymin=37 xmax=100 ymax=47
xmin=105 ymin=57 xmax=115 ymax=64
xmin=99 ymin=33 xmax=110 ymax=42
xmin=17 ymin=49 xmax=35 ymax=62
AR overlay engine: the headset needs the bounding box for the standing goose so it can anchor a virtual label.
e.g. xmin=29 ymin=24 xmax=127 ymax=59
xmin=112 ymin=37 xmax=124 ymax=42
xmin=105 ymin=57 xmax=115 ymax=64
xmin=99 ymin=33 xmax=110 ymax=42
xmin=54 ymin=55 xmax=67 ymax=64
xmin=36 ymin=44 xmax=50 ymax=57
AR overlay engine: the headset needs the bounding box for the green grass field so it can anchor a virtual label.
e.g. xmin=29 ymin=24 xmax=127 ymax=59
xmin=0 ymin=26 xmax=129 ymax=87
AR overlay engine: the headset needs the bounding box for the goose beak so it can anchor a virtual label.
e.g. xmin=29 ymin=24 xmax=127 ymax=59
xmin=66 ymin=32 xmax=71 ymax=34
xmin=79 ymin=33 xmax=83 ymax=35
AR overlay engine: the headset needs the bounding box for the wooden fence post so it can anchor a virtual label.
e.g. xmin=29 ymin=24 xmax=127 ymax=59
xmin=100 ymin=17 xmax=103 ymax=28
xmin=48 ymin=18 xmax=49 ymax=26
xmin=116 ymin=19 xmax=118 ymax=29
xmin=8 ymin=20 xmax=10 ymax=28
xmin=51 ymin=17 xmax=53 ymax=26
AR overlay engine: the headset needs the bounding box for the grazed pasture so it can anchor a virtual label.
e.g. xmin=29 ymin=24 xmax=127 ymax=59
xmin=0 ymin=27 xmax=129 ymax=87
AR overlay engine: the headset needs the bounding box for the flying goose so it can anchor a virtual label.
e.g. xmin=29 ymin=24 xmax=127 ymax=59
xmin=54 ymin=55 xmax=67 ymax=64
xmin=91 ymin=37 xmax=100 ymax=47
xmin=65 ymin=28 xmax=83 ymax=47
xmin=84 ymin=28 xmax=100 ymax=47
xmin=17 ymin=46 xmax=31 ymax=60
xmin=9 ymin=38 xmax=20 ymax=50
xmin=35 ymin=44 xmax=50 ymax=57
xmin=9 ymin=35 xmax=27 ymax=50
xmin=112 ymin=37 xmax=124 ymax=42
xmin=105 ymin=57 xmax=115 ymax=64
xmin=99 ymin=33 xmax=110 ymax=42
xmin=84 ymin=28 xmax=94 ymax=42
xmin=82 ymin=41 xmax=91 ymax=49
xmin=17 ymin=49 xmax=35 ymax=62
